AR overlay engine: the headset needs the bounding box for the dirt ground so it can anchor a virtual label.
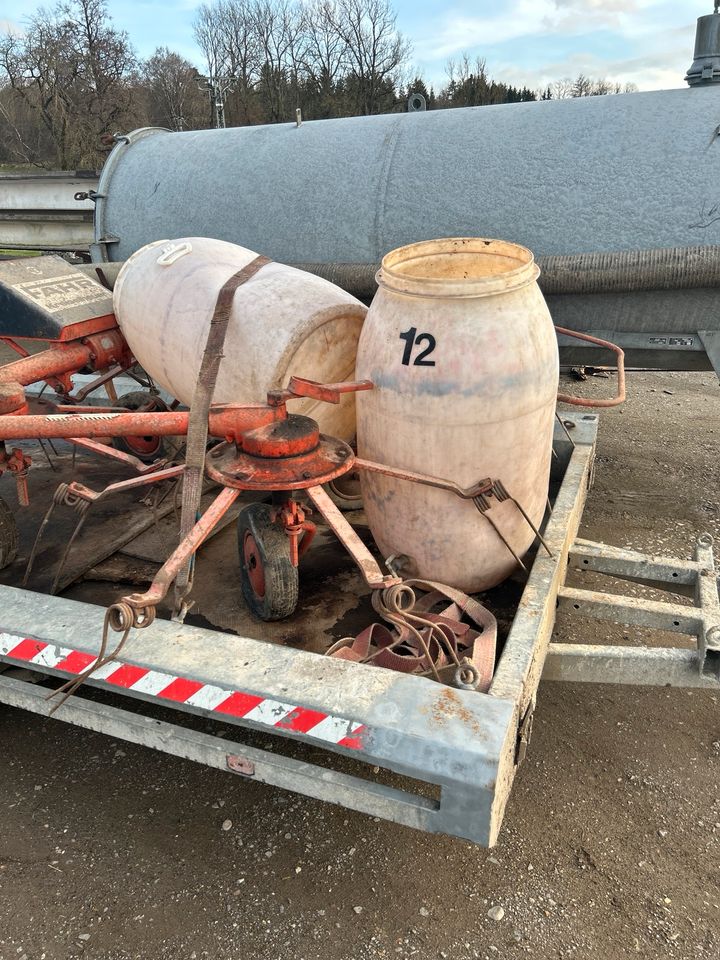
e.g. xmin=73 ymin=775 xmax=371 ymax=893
xmin=0 ymin=368 xmax=719 ymax=960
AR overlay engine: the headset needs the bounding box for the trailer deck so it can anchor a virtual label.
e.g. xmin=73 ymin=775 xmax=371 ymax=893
xmin=1 ymin=410 xmax=718 ymax=847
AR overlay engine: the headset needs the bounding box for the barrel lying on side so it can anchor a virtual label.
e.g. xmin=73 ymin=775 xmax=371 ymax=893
xmin=113 ymin=237 xmax=367 ymax=441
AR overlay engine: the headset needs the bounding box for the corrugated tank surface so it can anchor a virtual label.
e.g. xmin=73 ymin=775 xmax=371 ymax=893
xmin=94 ymin=87 xmax=720 ymax=264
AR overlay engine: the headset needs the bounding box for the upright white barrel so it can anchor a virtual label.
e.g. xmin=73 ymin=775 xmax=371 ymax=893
xmin=113 ymin=237 xmax=367 ymax=440
xmin=356 ymin=238 xmax=559 ymax=592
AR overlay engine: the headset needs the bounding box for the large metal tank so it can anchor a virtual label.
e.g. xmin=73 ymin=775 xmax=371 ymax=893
xmin=93 ymin=86 xmax=720 ymax=266
xmin=356 ymin=238 xmax=559 ymax=592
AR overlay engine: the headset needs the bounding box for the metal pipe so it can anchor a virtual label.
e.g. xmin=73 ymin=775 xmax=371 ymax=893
xmin=0 ymin=342 xmax=92 ymax=414
xmin=0 ymin=404 xmax=280 ymax=441
xmin=0 ymin=329 xmax=129 ymax=416
xmin=92 ymin=89 xmax=720 ymax=267
xmin=0 ymin=343 xmax=92 ymax=386
xmin=536 ymin=245 xmax=720 ymax=295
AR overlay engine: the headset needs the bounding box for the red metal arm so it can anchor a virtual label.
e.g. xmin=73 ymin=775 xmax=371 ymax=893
xmin=0 ymin=403 xmax=281 ymax=441
xmin=0 ymin=379 xmax=376 ymax=443
xmin=0 ymin=329 xmax=129 ymax=415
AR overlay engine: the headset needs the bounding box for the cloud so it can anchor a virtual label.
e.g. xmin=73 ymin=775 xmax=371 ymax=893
xmin=412 ymin=0 xmax=657 ymax=61
xmin=407 ymin=0 xmax=702 ymax=91
xmin=492 ymin=49 xmax=688 ymax=92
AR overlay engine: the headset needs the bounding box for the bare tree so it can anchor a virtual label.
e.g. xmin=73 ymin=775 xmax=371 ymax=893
xmin=570 ymin=73 xmax=593 ymax=97
xmin=220 ymin=0 xmax=261 ymax=120
xmin=250 ymin=0 xmax=305 ymax=122
xmin=0 ymin=86 xmax=47 ymax=166
xmin=194 ymin=0 xmax=263 ymax=122
xmin=552 ymin=74 xmax=639 ymax=99
xmin=191 ymin=0 xmax=408 ymax=122
xmin=194 ymin=1 xmax=229 ymax=78
xmin=552 ymin=77 xmax=574 ymax=100
xmin=0 ymin=0 xmax=139 ymax=167
xmin=142 ymin=47 xmax=208 ymax=130
xmin=331 ymin=0 xmax=410 ymax=114
xmin=302 ymin=0 xmax=349 ymax=110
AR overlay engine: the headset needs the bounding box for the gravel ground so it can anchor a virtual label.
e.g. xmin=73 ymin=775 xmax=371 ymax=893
xmin=0 ymin=369 xmax=719 ymax=960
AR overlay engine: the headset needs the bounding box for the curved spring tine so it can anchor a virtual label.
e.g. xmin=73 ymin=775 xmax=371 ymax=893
xmin=503 ymin=493 xmax=553 ymax=558
xmin=520 ymin=507 xmax=553 ymax=556
xmin=555 ymin=411 xmax=576 ymax=448
xmin=473 ymin=495 xmax=528 ymax=571
xmin=22 ymin=497 xmax=60 ymax=586
xmin=483 ymin=512 xmax=528 ymax=573
xmin=491 ymin=480 xmax=554 ymax=559
xmin=50 ymin=505 xmax=90 ymax=595
xmin=513 ymin=499 xmax=554 ymax=557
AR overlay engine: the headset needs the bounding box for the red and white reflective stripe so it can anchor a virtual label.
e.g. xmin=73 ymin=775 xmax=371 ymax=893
xmin=0 ymin=633 xmax=366 ymax=750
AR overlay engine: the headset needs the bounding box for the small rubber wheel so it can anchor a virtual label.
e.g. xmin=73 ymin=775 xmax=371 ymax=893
xmin=326 ymin=471 xmax=363 ymax=511
xmin=112 ymin=391 xmax=170 ymax=463
xmin=0 ymin=496 xmax=18 ymax=570
xmin=237 ymin=503 xmax=299 ymax=621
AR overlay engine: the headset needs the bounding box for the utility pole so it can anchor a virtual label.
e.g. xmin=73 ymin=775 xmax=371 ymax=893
xmin=195 ymin=74 xmax=238 ymax=129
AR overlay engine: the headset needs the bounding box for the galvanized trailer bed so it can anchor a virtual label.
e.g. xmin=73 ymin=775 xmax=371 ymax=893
xmin=0 ymin=411 xmax=718 ymax=847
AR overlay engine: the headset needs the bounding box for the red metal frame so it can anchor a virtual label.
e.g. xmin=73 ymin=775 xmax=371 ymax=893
xmin=67 ymin=438 xmax=169 ymax=474
xmin=0 ymin=446 xmax=31 ymax=505
xmin=0 ymin=317 xmax=160 ymax=512
xmin=57 ymin=466 xmax=186 ymax=506
xmin=273 ymin=499 xmax=317 ymax=567
xmin=0 ymin=329 xmax=131 ymax=415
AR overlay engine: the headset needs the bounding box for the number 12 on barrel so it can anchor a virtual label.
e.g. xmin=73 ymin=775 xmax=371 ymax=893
xmin=399 ymin=327 xmax=436 ymax=367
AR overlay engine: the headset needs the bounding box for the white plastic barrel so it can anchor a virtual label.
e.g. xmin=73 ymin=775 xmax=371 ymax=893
xmin=356 ymin=238 xmax=559 ymax=592
xmin=113 ymin=237 xmax=367 ymax=440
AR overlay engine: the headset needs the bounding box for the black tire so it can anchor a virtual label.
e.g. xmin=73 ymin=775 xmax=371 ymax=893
xmin=111 ymin=391 xmax=172 ymax=463
xmin=0 ymin=496 xmax=18 ymax=570
xmin=237 ymin=503 xmax=299 ymax=621
xmin=326 ymin=471 xmax=364 ymax=512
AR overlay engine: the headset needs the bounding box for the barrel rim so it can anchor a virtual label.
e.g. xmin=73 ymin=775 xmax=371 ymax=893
xmin=376 ymin=237 xmax=540 ymax=299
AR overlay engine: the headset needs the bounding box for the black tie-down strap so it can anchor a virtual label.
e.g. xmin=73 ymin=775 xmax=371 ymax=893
xmin=173 ymin=255 xmax=271 ymax=617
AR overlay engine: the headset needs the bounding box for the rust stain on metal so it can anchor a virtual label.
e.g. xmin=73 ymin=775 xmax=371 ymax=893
xmin=426 ymin=687 xmax=484 ymax=738
xmin=226 ymin=754 xmax=256 ymax=777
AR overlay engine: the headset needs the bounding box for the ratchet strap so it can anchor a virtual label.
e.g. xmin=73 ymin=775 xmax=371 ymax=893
xmin=328 ymin=579 xmax=497 ymax=692
xmin=172 ymin=254 xmax=271 ymax=619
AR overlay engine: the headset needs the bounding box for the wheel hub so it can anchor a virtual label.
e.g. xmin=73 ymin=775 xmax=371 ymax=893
xmin=243 ymin=531 xmax=266 ymax=597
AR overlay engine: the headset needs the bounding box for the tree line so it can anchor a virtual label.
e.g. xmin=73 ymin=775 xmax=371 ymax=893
xmin=0 ymin=0 xmax=638 ymax=170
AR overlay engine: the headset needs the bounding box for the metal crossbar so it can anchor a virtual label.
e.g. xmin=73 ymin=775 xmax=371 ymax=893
xmin=546 ymin=536 xmax=720 ymax=683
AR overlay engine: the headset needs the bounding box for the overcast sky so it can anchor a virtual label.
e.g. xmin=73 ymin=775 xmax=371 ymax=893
xmin=0 ymin=0 xmax=711 ymax=92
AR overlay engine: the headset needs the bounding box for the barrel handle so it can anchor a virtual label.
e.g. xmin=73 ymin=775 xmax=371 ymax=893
xmin=156 ymin=241 xmax=193 ymax=266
